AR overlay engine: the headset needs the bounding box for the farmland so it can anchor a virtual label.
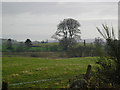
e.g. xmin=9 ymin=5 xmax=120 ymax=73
xmin=3 ymin=56 xmax=97 ymax=88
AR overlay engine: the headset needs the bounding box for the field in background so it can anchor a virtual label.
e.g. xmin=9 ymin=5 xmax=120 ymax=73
xmin=3 ymin=57 xmax=97 ymax=88
xmin=2 ymin=52 xmax=67 ymax=58
xmin=2 ymin=41 xmax=95 ymax=52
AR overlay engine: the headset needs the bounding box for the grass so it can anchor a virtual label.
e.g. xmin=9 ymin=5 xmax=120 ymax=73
xmin=35 ymin=42 xmax=59 ymax=46
xmin=2 ymin=52 xmax=67 ymax=58
xmin=2 ymin=56 xmax=97 ymax=88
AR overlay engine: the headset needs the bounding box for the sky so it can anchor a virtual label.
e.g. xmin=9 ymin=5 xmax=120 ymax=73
xmin=2 ymin=2 xmax=118 ymax=41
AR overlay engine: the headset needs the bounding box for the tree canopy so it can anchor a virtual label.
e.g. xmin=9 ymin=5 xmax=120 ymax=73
xmin=25 ymin=39 xmax=32 ymax=47
xmin=52 ymin=18 xmax=81 ymax=40
xmin=52 ymin=18 xmax=81 ymax=50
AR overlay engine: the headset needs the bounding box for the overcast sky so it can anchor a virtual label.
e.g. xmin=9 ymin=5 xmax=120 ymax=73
xmin=2 ymin=2 xmax=118 ymax=41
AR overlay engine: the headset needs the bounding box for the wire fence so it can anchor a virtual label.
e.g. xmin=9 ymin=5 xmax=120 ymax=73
xmin=9 ymin=78 xmax=63 ymax=86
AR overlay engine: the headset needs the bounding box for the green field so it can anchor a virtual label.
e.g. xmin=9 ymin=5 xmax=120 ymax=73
xmin=2 ymin=56 xmax=97 ymax=88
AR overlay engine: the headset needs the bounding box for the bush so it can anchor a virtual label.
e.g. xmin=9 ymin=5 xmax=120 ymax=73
xmin=67 ymin=45 xmax=95 ymax=57
xmin=95 ymin=24 xmax=120 ymax=88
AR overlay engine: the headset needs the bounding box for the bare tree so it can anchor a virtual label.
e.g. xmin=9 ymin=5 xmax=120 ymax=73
xmin=97 ymin=24 xmax=116 ymax=40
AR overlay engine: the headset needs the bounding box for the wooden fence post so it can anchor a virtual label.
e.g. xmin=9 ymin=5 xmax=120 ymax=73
xmin=70 ymin=65 xmax=92 ymax=88
xmin=84 ymin=64 xmax=91 ymax=81
xmin=2 ymin=81 xmax=8 ymax=90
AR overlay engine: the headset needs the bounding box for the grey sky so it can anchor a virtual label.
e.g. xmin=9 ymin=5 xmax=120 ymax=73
xmin=2 ymin=2 xmax=118 ymax=41
xmin=2 ymin=0 xmax=119 ymax=2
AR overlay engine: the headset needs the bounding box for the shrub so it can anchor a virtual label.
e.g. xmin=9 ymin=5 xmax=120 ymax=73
xmin=95 ymin=24 xmax=120 ymax=88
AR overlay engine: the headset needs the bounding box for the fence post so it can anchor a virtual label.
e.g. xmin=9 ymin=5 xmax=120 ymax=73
xmin=84 ymin=64 xmax=91 ymax=81
xmin=70 ymin=65 xmax=92 ymax=88
xmin=2 ymin=81 xmax=8 ymax=90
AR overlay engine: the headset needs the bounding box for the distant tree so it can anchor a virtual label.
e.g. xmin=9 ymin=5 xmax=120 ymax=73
xmin=41 ymin=40 xmax=48 ymax=43
xmin=45 ymin=39 xmax=48 ymax=43
xmin=94 ymin=37 xmax=104 ymax=46
xmin=94 ymin=37 xmax=105 ymax=56
xmin=52 ymin=18 xmax=81 ymax=50
xmin=16 ymin=42 xmax=26 ymax=52
xmin=25 ymin=39 xmax=32 ymax=47
xmin=7 ymin=38 xmax=13 ymax=50
xmin=41 ymin=40 xmax=45 ymax=43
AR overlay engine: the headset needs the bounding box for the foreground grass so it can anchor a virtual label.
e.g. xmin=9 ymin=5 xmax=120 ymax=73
xmin=3 ymin=57 xmax=97 ymax=88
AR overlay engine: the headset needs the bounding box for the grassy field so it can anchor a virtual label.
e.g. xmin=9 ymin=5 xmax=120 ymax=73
xmin=2 ymin=52 xmax=68 ymax=58
xmin=2 ymin=56 xmax=97 ymax=88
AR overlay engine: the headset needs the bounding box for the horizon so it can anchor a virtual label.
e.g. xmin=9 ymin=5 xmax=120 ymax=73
xmin=1 ymin=38 xmax=104 ymax=43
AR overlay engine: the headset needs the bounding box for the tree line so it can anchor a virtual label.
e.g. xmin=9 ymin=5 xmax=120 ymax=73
xmin=2 ymin=18 xmax=106 ymax=57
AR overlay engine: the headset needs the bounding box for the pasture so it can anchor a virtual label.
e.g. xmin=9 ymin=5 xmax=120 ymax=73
xmin=3 ymin=57 xmax=97 ymax=88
